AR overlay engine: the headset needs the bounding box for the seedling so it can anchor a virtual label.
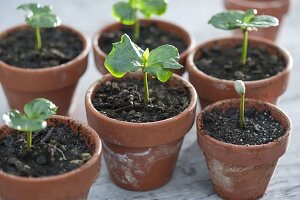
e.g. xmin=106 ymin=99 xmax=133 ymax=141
xmin=112 ymin=0 xmax=167 ymax=42
xmin=104 ymin=34 xmax=182 ymax=104
xmin=209 ymin=9 xmax=279 ymax=64
xmin=17 ymin=3 xmax=61 ymax=49
xmin=234 ymin=80 xmax=245 ymax=128
xmin=3 ymin=98 xmax=58 ymax=149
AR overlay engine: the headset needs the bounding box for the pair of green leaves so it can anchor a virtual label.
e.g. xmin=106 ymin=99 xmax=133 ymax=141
xmin=17 ymin=3 xmax=61 ymax=28
xmin=105 ymin=34 xmax=182 ymax=82
xmin=209 ymin=9 xmax=279 ymax=31
xmin=113 ymin=0 xmax=167 ymax=25
xmin=3 ymin=98 xmax=57 ymax=132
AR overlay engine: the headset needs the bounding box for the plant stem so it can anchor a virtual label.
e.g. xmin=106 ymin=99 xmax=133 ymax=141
xmin=35 ymin=27 xmax=42 ymax=49
xmin=26 ymin=131 xmax=32 ymax=149
xmin=134 ymin=20 xmax=140 ymax=43
xmin=240 ymin=29 xmax=248 ymax=65
xmin=143 ymin=71 xmax=149 ymax=104
xmin=240 ymin=93 xmax=245 ymax=128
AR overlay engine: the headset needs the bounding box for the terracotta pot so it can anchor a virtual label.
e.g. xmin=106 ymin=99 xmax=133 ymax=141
xmin=92 ymin=19 xmax=194 ymax=76
xmin=85 ymin=72 xmax=197 ymax=191
xmin=0 ymin=115 xmax=102 ymax=200
xmin=186 ymin=36 xmax=292 ymax=109
xmin=197 ymin=98 xmax=291 ymax=200
xmin=0 ymin=24 xmax=90 ymax=115
xmin=224 ymin=0 xmax=290 ymax=41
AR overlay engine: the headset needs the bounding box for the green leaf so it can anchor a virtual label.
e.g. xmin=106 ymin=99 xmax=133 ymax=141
xmin=130 ymin=0 xmax=167 ymax=18
xmin=3 ymin=110 xmax=47 ymax=132
xmin=243 ymin=9 xmax=257 ymax=23
xmin=209 ymin=10 xmax=244 ymax=30
xmin=112 ymin=2 xmax=137 ymax=25
xmin=142 ymin=48 xmax=150 ymax=64
xmin=144 ymin=45 xmax=182 ymax=82
xmin=104 ymin=34 xmax=144 ymax=78
xmin=24 ymin=98 xmax=58 ymax=121
xmin=246 ymin=15 xmax=279 ymax=28
xmin=17 ymin=3 xmax=61 ymax=28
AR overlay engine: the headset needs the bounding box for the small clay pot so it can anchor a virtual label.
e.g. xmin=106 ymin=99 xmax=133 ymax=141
xmin=92 ymin=19 xmax=194 ymax=76
xmin=0 ymin=24 xmax=90 ymax=115
xmin=197 ymin=98 xmax=292 ymax=200
xmin=85 ymin=72 xmax=197 ymax=191
xmin=224 ymin=0 xmax=290 ymax=41
xmin=186 ymin=36 xmax=292 ymax=109
xmin=0 ymin=115 xmax=102 ymax=200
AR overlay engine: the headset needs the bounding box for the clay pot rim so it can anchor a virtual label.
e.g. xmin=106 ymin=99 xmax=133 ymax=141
xmin=0 ymin=115 xmax=101 ymax=182
xmin=187 ymin=36 xmax=293 ymax=86
xmin=197 ymin=98 xmax=292 ymax=150
xmin=92 ymin=18 xmax=195 ymax=61
xmin=85 ymin=72 xmax=197 ymax=127
xmin=225 ymin=0 xmax=290 ymax=10
xmin=0 ymin=23 xmax=90 ymax=73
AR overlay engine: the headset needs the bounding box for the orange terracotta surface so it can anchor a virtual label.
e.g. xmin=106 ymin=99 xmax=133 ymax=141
xmin=224 ymin=0 xmax=290 ymax=41
xmin=186 ymin=36 xmax=292 ymax=109
xmin=0 ymin=24 xmax=90 ymax=115
xmin=197 ymin=99 xmax=292 ymax=200
xmin=0 ymin=115 xmax=102 ymax=200
xmin=85 ymin=72 xmax=197 ymax=190
xmin=92 ymin=19 xmax=194 ymax=76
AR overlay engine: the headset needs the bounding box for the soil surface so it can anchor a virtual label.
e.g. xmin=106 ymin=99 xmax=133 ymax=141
xmin=195 ymin=44 xmax=286 ymax=81
xmin=99 ymin=23 xmax=187 ymax=54
xmin=0 ymin=124 xmax=91 ymax=177
xmin=0 ymin=28 xmax=83 ymax=69
xmin=202 ymin=107 xmax=286 ymax=145
xmin=92 ymin=78 xmax=190 ymax=123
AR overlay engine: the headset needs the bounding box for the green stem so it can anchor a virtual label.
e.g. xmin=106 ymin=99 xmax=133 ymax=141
xmin=143 ymin=71 xmax=149 ymax=104
xmin=240 ymin=93 xmax=245 ymax=128
xmin=26 ymin=131 xmax=32 ymax=149
xmin=35 ymin=27 xmax=42 ymax=49
xmin=240 ymin=29 xmax=248 ymax=65
xmin=134 ymin=20 xmax=140 ymax=43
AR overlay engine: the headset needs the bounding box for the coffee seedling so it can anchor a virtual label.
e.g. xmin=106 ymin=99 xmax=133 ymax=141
xmin=234 ymin=80 xmax=245 ymax=128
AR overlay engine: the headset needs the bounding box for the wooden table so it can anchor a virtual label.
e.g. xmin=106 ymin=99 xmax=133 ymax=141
xmin=0 ymin=0 xmax=299 ymax=199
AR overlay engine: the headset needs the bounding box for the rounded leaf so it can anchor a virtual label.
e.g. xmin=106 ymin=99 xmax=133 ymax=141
xmin=209 ymin=10 xmax=244 ymax=30
xmin=24 ymin=98 xmax=58 ymax=120
xmin=112 ymin=2 xmax=137 ymax=25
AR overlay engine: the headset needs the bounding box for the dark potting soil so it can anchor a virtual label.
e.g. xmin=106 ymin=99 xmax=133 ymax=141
xmin=195 ymin=44 xmax=286 ymax=81
xmin=0 ymin=28 xmax=83 ymax=69
xmin=92 ymin=78 xmax=190 ymax=123
xmin=0 ymin=124 xmax=92 ymax=177
xmin=99 ymin=23 xmax=187 ymax=54
xmin=202 ymin=108 xmax=286 ymax=145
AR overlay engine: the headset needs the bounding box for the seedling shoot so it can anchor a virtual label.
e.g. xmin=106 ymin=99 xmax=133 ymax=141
xmin=234 ymin=80 xmax=245 ymax=128
xmin=104 ymin=34 xmax=182 ymax=104
xmin=3 ymin=98 xmax=58 ymax=149
xmin=208 ymin=9 xmax=279 ymax=64
xmin=18 ymin=3 xmax=61 ymax=49
xmin=112 ymin=0 xmax=167 ymax=42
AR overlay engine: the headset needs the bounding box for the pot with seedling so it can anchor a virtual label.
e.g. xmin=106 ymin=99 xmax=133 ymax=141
xmin=187 ymin=9 xmax=292 ymax=109
xmin=0 ymin=98 xmax=101 ymax=200
xmin=224 ymin=0 xmax=290 ymax=41
xmin=197 ymin=80 xmax=292 ymax=200
xmin=93 ymin=0 xmax=194 ymax=75
xmin=86 ymin=34 xmax=197 ymax=190
xmin=0 ymin=3 xmax=90 ymax=115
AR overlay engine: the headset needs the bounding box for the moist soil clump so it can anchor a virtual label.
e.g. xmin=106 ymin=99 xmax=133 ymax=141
xmin=99 ymin=23 xmax=187 ymax=54
xmin=0 ymin=28 xmax=83 ymax=68
xmin=202 ymin=107 xmax=286 ymax=145
xmin=92 ymin=78 xmax=190 ymax=123
xmin=0 ymin=124 xmax=91 ymax=177
xmin=195 ymin=44 xmax=286 ymax=81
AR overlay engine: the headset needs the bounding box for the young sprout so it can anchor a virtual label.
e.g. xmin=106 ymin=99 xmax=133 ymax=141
xmin=104 ymin=34 xmax=182 ymax=104
xmin=234 ymin=80 xmax=245 ymax=128
xmin=112 ymin=0 xmax=167 ymax=42
xmin=208 ymin=9 xmax=279 ymax=64
xmin=17 ymin=3 xmax=61 ymax=49
xmin=3 ymin=98 xmax=57 ymax=149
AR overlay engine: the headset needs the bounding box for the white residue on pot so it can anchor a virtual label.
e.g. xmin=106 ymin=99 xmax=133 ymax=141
xmin=213 ymin=82 xmax=228 ymax=90
xmin=102 ymin=140 xmax=183 ymax=189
